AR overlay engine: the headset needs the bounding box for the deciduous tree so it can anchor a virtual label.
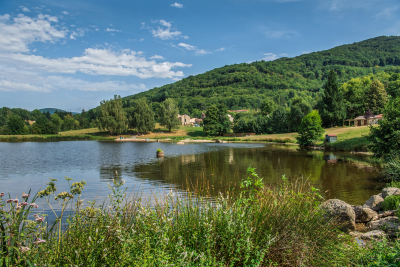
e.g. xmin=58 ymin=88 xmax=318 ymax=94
xmin=97 ymin=95 xmax=128 ymax=135
xmin=296 ymin=110 xmax=324 ymax=146
xmin=128 ymin=98 xmax=155 ymax=133
xmin=159 ymin=98 xmax=180 ymax=132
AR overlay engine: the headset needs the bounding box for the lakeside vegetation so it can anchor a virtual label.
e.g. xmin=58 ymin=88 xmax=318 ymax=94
xmin=4 ymin=168 xmax=397 ymax=266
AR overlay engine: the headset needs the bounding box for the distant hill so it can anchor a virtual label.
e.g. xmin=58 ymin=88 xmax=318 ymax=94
xmin=39 ymin=108 xmax=79 ymax=115
xmin=121 ymin=36 xmax=400 ymax=113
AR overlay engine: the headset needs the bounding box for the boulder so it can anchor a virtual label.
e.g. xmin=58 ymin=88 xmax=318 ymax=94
xmin=352 ymin=205 xmax=363 ymax=219
xmin=363 ymin=195 xmax=384 ymax=211
xmin=360 ymin=230 xmax=386 ymax=241
xmin=366 ymin=216 xmax=400 ymax=231
xmin=382 ymin=187 xmax=400 ymax=199
xmin=352 ymin=205 xmax=377 ymax=223
xmin=321 ymin=199 xmax=356 ymax=231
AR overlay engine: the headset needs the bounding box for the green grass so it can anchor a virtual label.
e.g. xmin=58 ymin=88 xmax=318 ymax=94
xmin=325 ymin=136 xmax=370 ymax=152
xmin=1 ymin=174 xmax=361 ymax=266
xmin=0 ymin=134 xmax=114 ymax=142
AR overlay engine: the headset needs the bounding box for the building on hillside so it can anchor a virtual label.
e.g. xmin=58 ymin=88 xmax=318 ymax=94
xmin=343 ymin=114 xmax=383 ymax=126
xmin=178 ymin=114 xmax=191 ymax=126
xmin=195 ymin=118 xmax=203 ymax=124
xmin=189 ymin=118 xmax=196 ymax=124
xmin=227 ymin=114 xmax=234 ymax=123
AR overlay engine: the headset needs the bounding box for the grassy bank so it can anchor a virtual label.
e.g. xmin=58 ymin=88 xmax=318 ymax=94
xmin=0 ymin=134 xmax=114 ymax=142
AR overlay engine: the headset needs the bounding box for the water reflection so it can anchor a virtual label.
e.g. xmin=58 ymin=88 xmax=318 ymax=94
xmin=0 ymin=141 xmax=384 ymax=220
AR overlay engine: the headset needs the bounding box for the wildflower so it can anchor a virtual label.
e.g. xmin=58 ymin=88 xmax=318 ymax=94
xmin=35 ymin=216 xmax=45 ymax=223
xmin=16 ymin=205 xmax=22 ymax=210
xmin=13 ymin=198 xmax=19 ymax=203
xmin=20 ymin=246 xmax=30 ymax=253
xmin=22 ymin=192 xmax=30 ymax=198
xmin=21 ymin=202 xmax=28 ymax=206
xmin=0 ymin=192 xmax=4 ymax=197
xmin=6 ymin=199 xmax=13 ymax=203
xmin=30 ymin=203 xmax=38 ymax=208
xmin=34 ymin=239 xmax=46 ymax=244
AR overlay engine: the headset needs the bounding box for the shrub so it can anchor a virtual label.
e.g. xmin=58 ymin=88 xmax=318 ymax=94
xmin=297 ymin=110 xmax=325 ymax=146
xmin=381 ymin=195 xmax=400 ymax=211
xmin=382 ymin=153 xmax=400 ymax=181
xmin=157 ymin=148 xmax=163 ymax=152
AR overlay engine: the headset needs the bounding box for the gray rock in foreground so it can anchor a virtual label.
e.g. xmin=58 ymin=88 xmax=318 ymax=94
xmin=360 ymin=230 xmax=386 ymax=241
xmin=382 ymin=187 xmax=400 ymax=199
xmin=363 ymin=195 xmax=384 ymax=211
xmin=366 ymin=216 xmax=400 ymax=237
xmin=321 ymin=199 xmax=356 ymax=231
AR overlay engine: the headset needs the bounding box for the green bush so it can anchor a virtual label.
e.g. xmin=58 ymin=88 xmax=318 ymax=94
xmin=381 ymin=195 xmax=400 ymax=211
xmin=297 ymin=110 xmax=325 ymax=146
xmin=355 ymin=238 xmax=400 ymax=266
xmin=383 ymin=153 xmax=400 ymax=181
xmin=156 ymin=148 xmax=163 ymax=152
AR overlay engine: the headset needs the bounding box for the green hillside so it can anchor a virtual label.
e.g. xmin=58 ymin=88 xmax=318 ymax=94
xmin=122 ymin=36 xmax=400 ymax=115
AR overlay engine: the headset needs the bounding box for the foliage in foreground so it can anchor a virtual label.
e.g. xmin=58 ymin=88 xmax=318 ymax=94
xmin=1 ymin=170 xmax=363 ymax=266
xmin=354 ymin=238 xmax=400 ymax=267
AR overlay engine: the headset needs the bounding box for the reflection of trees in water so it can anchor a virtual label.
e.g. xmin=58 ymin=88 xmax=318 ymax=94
xmin=101 ymin=145 xmax=383 ymax=204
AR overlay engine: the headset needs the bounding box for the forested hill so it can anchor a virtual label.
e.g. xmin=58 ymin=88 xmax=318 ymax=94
xmin=122 ymin=36 xmax=400 ymax=115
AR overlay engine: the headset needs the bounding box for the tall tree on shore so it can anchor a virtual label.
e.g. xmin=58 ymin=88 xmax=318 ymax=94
xmin=203 ymin=104 xmax=231 ymax=136
xmin=365 ymin=80 xmax=388 ymax=114
xmin=319 ymin=70 xmax=346 ymax=127
xmin=296 ymin=110 xmax=324 ymax=146
xmin=128 ymin=98 xmax=155 ymax=133
xmin=159 ymin=98 xmax=180 ymax=132
xmin=97 ymin=95 xmax=128 ymax=135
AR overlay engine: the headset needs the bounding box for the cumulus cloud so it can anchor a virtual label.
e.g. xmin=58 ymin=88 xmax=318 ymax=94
xmin=178 ymin=43 xmax=210 ymax=55
xmin=20 ymin=6 xmax=31 ymax=12
xmin=0 ymin=13 xmax=66 ymax=52
xmin=215 ymin=47 xmax=225 ymax=51
xmin=143 ymin=20 xmax=183 ymax=40
xmin=150 ymin=55 xmax=164 ymax=60
xmin=0 ymin=79 xmax=51 ymax=92
xmin=62 ymin=11 xmax=69 ymax=15
xmin=301 ymin=51 xmax=311 ymax=54
xmin=0 ymin=48 xmax=192 ymax=79
xmin=171 ymin=3 xmax=183 ymax=8
xmin=261 ymin=53 xmax=279 ymax=61
xmin=70 ymin=28 xmax=87 ymax=40
xmin=178 ymin=43 xmax=197 ymax=50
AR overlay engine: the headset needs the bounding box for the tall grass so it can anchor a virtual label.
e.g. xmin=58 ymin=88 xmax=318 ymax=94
xmin=0 ymin=135 xmax=114 ymax=142
xmin=325 ymin=136 xmax=370 ymax=152
xmin=1 ymin=170 xmax=359 ymax=266
xmin=382 ymin=153 xmax=400 ymax=181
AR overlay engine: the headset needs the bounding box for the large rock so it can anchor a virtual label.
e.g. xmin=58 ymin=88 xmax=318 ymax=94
xmin=352 ymin=206 xmax=377 ymax=223
xmin=367 ymin=216 xmax=400 ymax=237
xmin=363 ymin=195 xmax=384 ymax=211
xmin=360 ymin=230 xmax=386 ymax=241
xmin=321 ymin=199 xmax=356 ymax=231
xmin=382 ymin=187 xmax=400 ymax=199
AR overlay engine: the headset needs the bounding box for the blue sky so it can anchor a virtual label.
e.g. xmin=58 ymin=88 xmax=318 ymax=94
xmin=0 ymin=0 xmax=399 ymax=112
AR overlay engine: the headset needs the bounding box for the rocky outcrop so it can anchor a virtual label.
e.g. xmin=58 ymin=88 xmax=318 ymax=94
xmin=363 ymin=195 xmax=384 ymax=211
xmin=321 ymin=199 xmax=356 ymax=231
xmin=352 ymin=206 xmax=378 ymax=223
xmin=382 ymin=187 xmax=400 ymax=199
xmin=360 ymin=230 xmax=386 ymax=241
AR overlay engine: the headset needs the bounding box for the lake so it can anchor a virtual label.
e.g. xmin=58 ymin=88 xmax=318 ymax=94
xmin=0 ymin=141 xmax=384 ymax=219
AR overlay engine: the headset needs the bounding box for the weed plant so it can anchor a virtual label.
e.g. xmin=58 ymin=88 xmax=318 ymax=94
xmin=1 ymin=169 xmax=360 ymax=266
xmin=382 ymin=153 xmax=400 ymax=181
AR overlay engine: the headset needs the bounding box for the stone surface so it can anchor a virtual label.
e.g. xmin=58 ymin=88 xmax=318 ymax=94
xmin=321 ymin=199 xmax=356 ymax=231
xmin=382 ymin=187 xmax=400 ymax=199
xmin=359 ymin=208 xmax=378 ymax=223
xmin=363 ymin=195 xmax=384 ymax=211
xmin=176 ymin=142 xmax=184 ymax=145
xmin=360 ymin=230 xmax=386 ymax=241
xmin=352 ymin=205 xmax=363 ymax=220
xmin=366 ymin=216 xmax=400 ymax=231
xmin=377 ymin=210 xmax=396 ymax=219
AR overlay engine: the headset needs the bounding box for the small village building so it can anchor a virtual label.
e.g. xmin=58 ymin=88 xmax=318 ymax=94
xmin=178 ymin=114 xmax=191 ymax=126
xmin=325 ymin=134 xmax=337 ymax=143
xmin=343 ymin=114 xmax=383 ymax=126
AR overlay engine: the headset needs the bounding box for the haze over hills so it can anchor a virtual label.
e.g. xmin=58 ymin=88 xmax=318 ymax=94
xmin=39 ymin=108 xmax=79 ymax=115
xmin=119 ymin=36 xmax=400 ymax=114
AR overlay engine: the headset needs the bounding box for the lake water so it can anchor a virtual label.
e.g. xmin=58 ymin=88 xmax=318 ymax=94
xmin=0 ymin=141 xmax=384 ymax=219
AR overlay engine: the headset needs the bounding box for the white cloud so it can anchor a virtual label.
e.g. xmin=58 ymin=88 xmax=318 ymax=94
xmin=280 ymin=53 xmax=288 ymax=57
xmin=261 ymin=53 xmax=278 ymax=61
xmin=0 ymin=79 xmax=51 ymax=92
xmin=150 ymin=55 xmax=164 ymax=60
xmin=143 ymin=20 xmax=183 ymax=40
xmin=62 ymin=11 xmax=69 ymax=15
xmin=374 ymin=7 xmax=398 ymax=19
xmin=263 ymin=29 xmax=298 ymax=39
xmin=195 ymin=49 xmax=210 ymax=55
xmin=171 ymin=2 xmax=183 ymax=8
xmin=0 ymin=13 xmax=66 ymax=52
xmin=95 ymin=28 xmax=100 ymax=31
xmin=106 ymin=28 xmax=121 ymax=32
xmin=70 ymin=28 xmax=87 ymax=40
xmin=215 ymin=47 xmax=225 ymax=51
xmin=183 ymin=35 xmax=189 ymax=39
xmin=178 ymin=42 xmax=197 ymax=50
xmin=20 ymin=6 xmax=31 ymax=12
xmin=0 ymin=48 xmax=192 ymax=79
xmin=301 ymin=51 xmax=311 ymax=54
xmin=320 ymin=0 xmax=379 ymax=11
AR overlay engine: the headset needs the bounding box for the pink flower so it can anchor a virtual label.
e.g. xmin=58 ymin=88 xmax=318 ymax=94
xmin=21 ymin=202 xmax=28 ymax=206
xmin=6 ymin=199 xmax=13 ymax=203
xmin=0 ymin=193 xmax=4 ymax=197
xmin=16 ymin=205 xmax=22 ymax=210
xmin=35 ymin=217 xmax=45 ymax=223
xmin=20 ymin=246 xmax=30 ymax=253
xmin=34 ymin=239 xmax=46 ymax=244
xmin=22 ymin=193 xmax=30 ymax=198
xmin=30 ymin=203 xmax=38 ymax=208
xmin=13 ymin=199 xmax=18 ymax=203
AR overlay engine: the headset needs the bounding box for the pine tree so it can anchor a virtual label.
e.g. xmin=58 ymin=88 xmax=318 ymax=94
xmin=320 ymin=70 xmax=346 ymax=127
